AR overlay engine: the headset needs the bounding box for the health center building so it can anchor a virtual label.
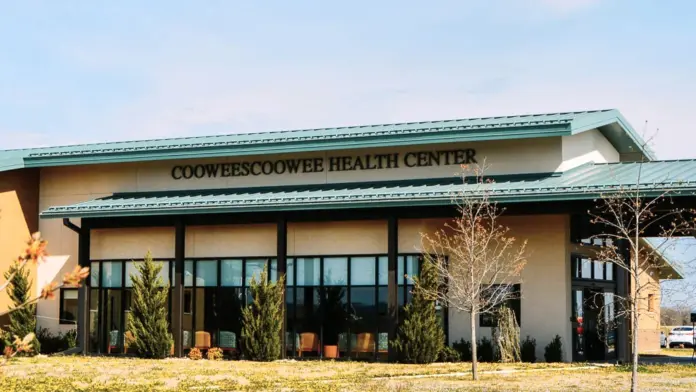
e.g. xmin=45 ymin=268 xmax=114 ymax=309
xmin=0 ymin=109 xmax=691 ymax=362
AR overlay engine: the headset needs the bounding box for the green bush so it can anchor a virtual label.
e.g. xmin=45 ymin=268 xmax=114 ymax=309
xmin=392 ymin=258 xmax=444 ymax=364
xmin=521 ymin=336 xmax=536 ymax=363
xmin=128 ymin=252 xmax=172 ymax=359
xmin=241 ymin=265 xmax=284 ymax=361
xmin=477 ymin=337 xmax=496 ymax=362
xmin=438 ymin=345 xmax=461 ymax=362
xmin=64 ymin=329 xmax=77 ymax=349
xmin=35 ymin=328 xmax=77 ymax=354
xmin=544 ymin=335 xmax=563 ymax=362
xmin=3 ymin=261 xmax=40 ymax=355
xmin=452 ymin=338 xmax=472 ymax=362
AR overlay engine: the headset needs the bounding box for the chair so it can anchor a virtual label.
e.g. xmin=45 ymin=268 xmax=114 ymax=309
xmin=195 ymin=331 xmax=211 ymax=350
xmin=353 ymin=333 xmax=375 ymax=358
xmin=107 ymin=330 xmax=120 ymax=354
xmin=219 ymin=331 xmax=237 ymax=353
xmin=298 ymin=332 xmax=320 ymax=357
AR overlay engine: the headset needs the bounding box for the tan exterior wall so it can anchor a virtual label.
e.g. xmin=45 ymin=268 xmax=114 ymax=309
xmin=446 ymin=215 xmax=572 ymax=362
xmin=289 ymin=221 xmax=386 ymax=255
xmin=0 ymin=168 xmax=40 ymax=326
xmin=186 ymin=224 xmax=276 ymax=258
xmin=636 ymin=265 xmax=661 ymax=353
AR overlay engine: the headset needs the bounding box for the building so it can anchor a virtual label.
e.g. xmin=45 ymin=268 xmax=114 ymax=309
xmin=0 ymin=109 xmax=690 ymax=361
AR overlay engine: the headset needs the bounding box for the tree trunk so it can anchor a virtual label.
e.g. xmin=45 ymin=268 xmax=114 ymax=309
xmin=471 ymin=311 xmax=478 ymax=381
xmin=631 ymin=306 xmax=639 ymax=392
xmin=631 ymin=225 xmax=639 ymax=392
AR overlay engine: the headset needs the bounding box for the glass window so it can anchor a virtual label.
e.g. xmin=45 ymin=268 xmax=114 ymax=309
xmin=90 ymin=262 xmax=100 ymax=287
xmin=221 ymin=259 xmax=243 ymax=286
xmin=287 ymin=258 xmax=295 ymax=286
xmin=196 ymin=260 xmax=218 ymax=287
xmin=125 ymin=262 xmax=142 ymax=288
xmin=605 ymin=262 xmax=614 ymax=281
xmin=479 ymin=284 xmax=521 ymax=327
xmin=378 ymin=256 xmax=388 ymax=285
xmin=296 ymin=258 xmax=320 ymax=286
xmin=184 ymin=261 xmax=194 ymax=287
xmin=351 ymin=257 xmax=376 ymax=286
xmin=184 ymin=289 xmax=193 ymax=314
xmin=270 ymin=259 xmax=278 ymax=283
xmin=157 ymin=261 xmax=170 ymax=286
xmin=245 ymin=259 xmax=266 ymax=285
xmin=405 ymin=256 xmax=419 ymax=284
xmin=323 ymin=257 xmax=348 ymax=286
xmin=581 ymin=258 xmax=592 ymax=279
xmin=397 ymin=256 xmax=405 ymax=284
xmin=60 ymin=289 xmax=78 ymax=325
xmin=101 ymin=261 xmax=122 ymax=288
xmin=593 ymin=261 xmax=604 ymax=280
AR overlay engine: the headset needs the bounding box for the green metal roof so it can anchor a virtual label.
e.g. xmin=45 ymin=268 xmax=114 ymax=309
xmin=1 ymin=109 xmax=653 ymax=171
xmin=40 ymin=160 xmax=696 ymax=219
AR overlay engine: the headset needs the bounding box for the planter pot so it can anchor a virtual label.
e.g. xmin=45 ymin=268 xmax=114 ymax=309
xmin=324 ymin=345 xmax=339 ymax=359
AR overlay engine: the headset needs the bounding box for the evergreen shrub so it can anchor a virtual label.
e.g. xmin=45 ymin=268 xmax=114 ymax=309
xmin=127 ymin=251 xmax=172 ymax=359
xmin=544 ymin=335 xmax=563 ymax=362
xmin=521 ymin=336 xmax=537 ymax=363
xmin=391 ymin=258 xmax=445 ymax=364
xmin=241 ymin=266 xmax=284 ymax=361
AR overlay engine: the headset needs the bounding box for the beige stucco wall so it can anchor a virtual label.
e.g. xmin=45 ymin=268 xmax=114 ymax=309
xmin=186 ymin=224 xmax=277 ymax=258
xmin=289 ymin=221 xmax=387 ymax=255
xmin=636 ymin=265 xmax=661 ymax=353
xmin=558 ymin=130 xmax=621 ymax=171
xmin=446 ymin=215 xmax=572 ymax=362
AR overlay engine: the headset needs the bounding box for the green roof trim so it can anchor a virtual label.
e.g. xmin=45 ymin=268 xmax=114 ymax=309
xmin=1 ymin=109 xmax=652 ymax=172
xmin=40 ymin=160 xmax=696 ymax=219
xmin=642 ymin=238 xmax=685 ymax=280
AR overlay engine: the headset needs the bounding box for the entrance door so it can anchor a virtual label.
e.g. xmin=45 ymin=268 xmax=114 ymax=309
xmin=572 ymin=287 xmax=616 ymax=361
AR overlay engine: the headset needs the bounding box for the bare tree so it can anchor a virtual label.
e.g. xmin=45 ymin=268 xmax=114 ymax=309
xmin=416 ymin=165 xmax=527 ymax=380
xmin=589 ymin=161 xmax=696 ymax=392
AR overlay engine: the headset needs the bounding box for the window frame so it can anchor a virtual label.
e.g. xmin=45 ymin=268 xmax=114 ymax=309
xmin=571 ymin=255 xmax=616 ymax=283
xmin=59 ymin=288 xmax=79 ymax=325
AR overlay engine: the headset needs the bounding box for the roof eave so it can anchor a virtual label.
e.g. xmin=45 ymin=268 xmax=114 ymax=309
xmin=569 ymin=109 xmax=657 ymax=161
xmin=22 ymin=125 xmax=570 ymax=168
xmin=39 ymin=187 xmax=696 ymax=220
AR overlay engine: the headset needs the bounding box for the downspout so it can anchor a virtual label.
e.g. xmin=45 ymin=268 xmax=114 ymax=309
xmin=61 ymin=218 xmax=88 ymax=355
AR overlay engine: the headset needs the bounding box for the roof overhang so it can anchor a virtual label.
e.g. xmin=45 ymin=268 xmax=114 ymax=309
xmin=0 ymin=109 xmax=653 ymax=172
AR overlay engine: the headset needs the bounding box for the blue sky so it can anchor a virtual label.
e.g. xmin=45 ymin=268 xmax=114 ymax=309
xmin=1 ymin=1 xmax=695 ymax=305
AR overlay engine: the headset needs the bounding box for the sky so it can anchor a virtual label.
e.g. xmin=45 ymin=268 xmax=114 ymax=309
xmin=1 ymin=1 xmax=696 ymax=305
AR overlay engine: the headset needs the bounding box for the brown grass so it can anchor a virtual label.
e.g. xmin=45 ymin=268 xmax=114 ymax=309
xmin=0 ymin=357 xmax=695 ymax=391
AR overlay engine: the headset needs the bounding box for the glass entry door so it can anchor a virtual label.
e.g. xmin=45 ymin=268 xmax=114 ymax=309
xmin=572 ymin=287 xmax=616 ymax=362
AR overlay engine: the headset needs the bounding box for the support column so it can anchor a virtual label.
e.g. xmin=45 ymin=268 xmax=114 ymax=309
xmin=77 ymin=221 xmax=91 ymax=355
xmin=616 ymin=239 xmax=631 ymax=363
xmin=277 ymin=217 xmax=288 ymax=358
xmin=387 ymin=216 xmax=399 ymax=361
xmin=172 ymin=219 xmax=185 ymax=357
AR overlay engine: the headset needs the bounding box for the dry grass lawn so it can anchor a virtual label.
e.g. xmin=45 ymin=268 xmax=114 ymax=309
xmin=0 ymin=356 xmax=695 ymax=391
